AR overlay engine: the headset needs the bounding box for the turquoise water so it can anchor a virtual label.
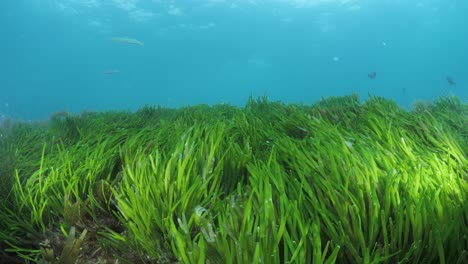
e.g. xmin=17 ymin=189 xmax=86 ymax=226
xmin=1 ymin=0 xmax=467 ymax=120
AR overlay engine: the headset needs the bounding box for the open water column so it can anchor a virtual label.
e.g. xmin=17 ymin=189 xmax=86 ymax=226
xmin=0 ymin=1 xmax=467 ymax=263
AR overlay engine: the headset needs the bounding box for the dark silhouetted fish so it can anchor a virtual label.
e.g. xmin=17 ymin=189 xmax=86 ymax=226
xmin=368 ymin=72 xmax=376 ymax=79
xmin=446 ymin=76 xmax=456 ymax=85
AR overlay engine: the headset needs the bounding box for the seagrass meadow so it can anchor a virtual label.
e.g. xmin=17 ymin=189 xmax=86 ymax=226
xmin=0 ymin=95 xmax=467 ymax=264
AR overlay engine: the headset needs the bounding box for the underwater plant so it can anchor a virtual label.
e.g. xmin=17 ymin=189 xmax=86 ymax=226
xmin=0 ymin=95 xmax=466 ymax=263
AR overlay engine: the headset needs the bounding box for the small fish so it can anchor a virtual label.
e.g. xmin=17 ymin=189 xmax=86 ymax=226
xmin=368 ymin=72 xmax=376 ymax=79
xmin=446 ymin=76 xmax=456 ymax=85
xmin=111 ymin=37 xmax=144 ymax=46
xmin=104 ymin=69 xmax=120 ymax=75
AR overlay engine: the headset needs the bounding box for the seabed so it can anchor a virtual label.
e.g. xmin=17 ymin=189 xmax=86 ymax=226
xmin=0 ymin=95 xmax=467 ymax=263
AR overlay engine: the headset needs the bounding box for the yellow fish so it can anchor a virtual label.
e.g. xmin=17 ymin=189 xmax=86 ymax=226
xmin=111 ymin=37 xmax=144 ymax=47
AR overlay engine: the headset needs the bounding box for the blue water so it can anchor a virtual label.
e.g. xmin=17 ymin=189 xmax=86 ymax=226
xmin=1 ymin=0 xmax=467 ymax=120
